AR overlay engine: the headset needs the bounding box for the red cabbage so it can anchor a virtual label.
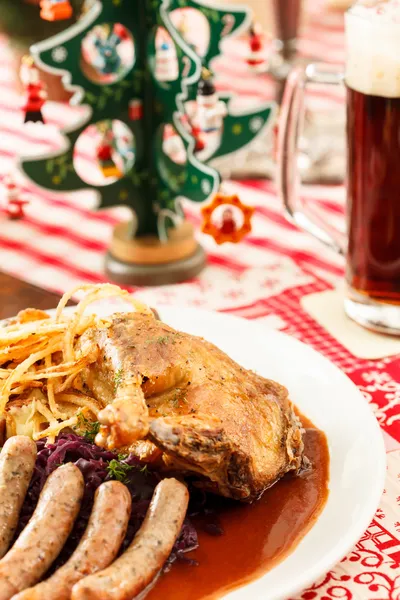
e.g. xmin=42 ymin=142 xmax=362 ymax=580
xmin=17 ymin=433 xmax=198 ymax=573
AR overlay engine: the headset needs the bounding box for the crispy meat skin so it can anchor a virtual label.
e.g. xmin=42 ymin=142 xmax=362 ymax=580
xmin=79 ymin=313 xmax=303 ymax=501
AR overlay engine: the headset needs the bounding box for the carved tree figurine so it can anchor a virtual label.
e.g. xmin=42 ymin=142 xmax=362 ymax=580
xmin=20 ymin=0 xmax=274 ymax=284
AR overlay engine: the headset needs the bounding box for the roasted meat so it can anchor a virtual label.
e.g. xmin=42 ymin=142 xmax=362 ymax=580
xmin=78 ymin=313 xmax=303 ymax=501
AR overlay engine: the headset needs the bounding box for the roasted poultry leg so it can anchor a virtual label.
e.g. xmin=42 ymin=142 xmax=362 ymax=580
xmin=78 ymin=313 xmax=303 ymax=501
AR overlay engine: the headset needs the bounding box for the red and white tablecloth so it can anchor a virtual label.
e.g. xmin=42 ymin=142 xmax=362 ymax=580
xmin=0 ymin=3 xmax=399 ymax=598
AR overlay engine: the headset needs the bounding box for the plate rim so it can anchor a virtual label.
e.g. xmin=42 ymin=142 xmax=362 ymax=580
xmin=49 ymin=303 xmax=387 ymax=600
xmin=157 ymin=306 xmax=386 ymax=600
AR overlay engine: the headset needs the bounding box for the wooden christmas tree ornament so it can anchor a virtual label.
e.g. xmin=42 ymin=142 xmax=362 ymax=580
xmin=3 ymin=176 xmax=29 ymax=220
xmin=95 ymin=121 xmax=122 ymax=178
xmin=201 ymin=192 xmax=254 ymax=245
xmin=247 ymin=23 xmax=268 ymax=73
xmin=20 ymin=0 xmax=274 ymax=285
xmin=20 ymin=55 xmax=48 ymax=125
xmin=40 ymin=0 xmax=73 ymax=22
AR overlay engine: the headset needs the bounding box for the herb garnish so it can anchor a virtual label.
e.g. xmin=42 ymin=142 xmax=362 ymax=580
xmin=114 ymin=368 xmax=124 ymax=391
xmin=107 ymin=459 xmax=134 ymax=483
xmin=75 ymin=412 xmax=100 ymax=444
xmin=171 ymin=388 xmax=188 ymax=408
xmin=145 ymin=335 xmax=176 ymax=346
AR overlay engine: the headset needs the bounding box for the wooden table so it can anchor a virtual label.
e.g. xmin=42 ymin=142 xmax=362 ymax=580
xmin=0 ymin=272 xmax=69 ymax=320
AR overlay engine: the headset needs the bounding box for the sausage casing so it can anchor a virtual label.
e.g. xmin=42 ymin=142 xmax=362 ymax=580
xmin=71 ymin=478 xmax=189 ymax=600
xmin=0 ymin=463 xmax=84 ymax=600
xmin=12 ymin=480 xmax=131 ymax=600
xmin=0 ymin=436 xmax=36 ymax=559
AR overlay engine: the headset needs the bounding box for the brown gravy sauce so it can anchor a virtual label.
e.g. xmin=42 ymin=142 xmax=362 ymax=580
xmin=147 ymin=414 xmax=329 ymax=600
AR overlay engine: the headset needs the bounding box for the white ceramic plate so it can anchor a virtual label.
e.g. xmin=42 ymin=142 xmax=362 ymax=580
xmin=63 ymin=303 xmax=386 ymax=600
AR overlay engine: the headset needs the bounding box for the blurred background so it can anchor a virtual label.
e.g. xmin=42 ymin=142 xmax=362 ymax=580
xmin=0 ymin=0 xmax=350 ymax=291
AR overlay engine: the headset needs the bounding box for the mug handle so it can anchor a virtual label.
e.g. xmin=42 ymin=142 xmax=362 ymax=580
xmin=277 ymin=63 xmax=346 ymax=255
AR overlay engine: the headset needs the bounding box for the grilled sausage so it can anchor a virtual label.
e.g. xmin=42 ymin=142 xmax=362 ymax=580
xmin=12 ymin=481 xmax=131 ymax=600
xmin=0 ymin=436 xmax=37 ymax=559
xmin=0 ymin=463 xmax=84 ymax=600
xmin=72 ymin=478 xmax=189 ymax=600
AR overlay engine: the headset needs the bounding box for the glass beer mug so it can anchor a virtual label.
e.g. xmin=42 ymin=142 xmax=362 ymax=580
xmin=277 ymin=1 xmax=400 ymax=335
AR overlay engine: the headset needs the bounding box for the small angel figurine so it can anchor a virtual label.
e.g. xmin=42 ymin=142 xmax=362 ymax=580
xmin=247 ymin=23 xmax=267 ymax=72
xmin=162 ymin=125 xmax=184 ymax=162
xmin=195 ymin=69 xmax=227 ymax=133
xmin=3 ymin=176 xmax=29 ymax=220
xmin=219 ymin=207 xmax=237 ymax=235
xmin=96 ymin=123 xmax=122 ymax=178
xmin=20 ymin=56 xmax=47 ymax=125
xmin=155 ymin=40 xmax=179 ymax=82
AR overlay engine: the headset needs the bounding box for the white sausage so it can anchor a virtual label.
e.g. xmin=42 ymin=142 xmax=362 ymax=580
xmin=0 ymin=436 xmax=37 ymax=559
xmin=0 ymin=463 xmax=84 ymax=600
xmin=12 ymin=480 xmax=131 ymax=600
xmin=71 ymin=478 xmax=189 ymax=600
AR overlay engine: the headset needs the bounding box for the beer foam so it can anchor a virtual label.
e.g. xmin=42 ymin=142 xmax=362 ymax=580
xmin=345 ymin=0 xmax=400 ymax=97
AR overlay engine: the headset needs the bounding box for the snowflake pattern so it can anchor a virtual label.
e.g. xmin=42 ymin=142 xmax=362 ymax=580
xmin=200 ymin=179 xmax=211 ymax=195
xmin=355 ymin=370 xmax=400 ymax=432
xmin=134 ymin=259 xmax=313 ymax=312
xmin=249 ymin=116 xmax=264 ymax=133
xmin=51 ymin=46 xmax=68 ymax=63
xmin=293 ymin=451 xmax=400 ymax=599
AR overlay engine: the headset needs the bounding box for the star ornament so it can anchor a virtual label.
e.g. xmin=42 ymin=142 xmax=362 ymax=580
xmin=201 ymin=193 xmax=254 ymax=245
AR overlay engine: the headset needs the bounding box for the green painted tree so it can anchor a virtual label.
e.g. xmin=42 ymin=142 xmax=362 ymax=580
xmin=170 ymin=0 xmax=274 ymax=163
xmin=21 ymin=0 xmax=274 ymax=240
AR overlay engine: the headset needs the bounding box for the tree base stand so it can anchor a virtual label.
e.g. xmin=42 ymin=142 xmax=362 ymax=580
xmin=105 ymin=220 xmax=206 ymax=286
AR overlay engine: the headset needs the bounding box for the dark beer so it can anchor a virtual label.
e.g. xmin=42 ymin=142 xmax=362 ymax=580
xmin=346 ymin=87 xmax=400 ymax=304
